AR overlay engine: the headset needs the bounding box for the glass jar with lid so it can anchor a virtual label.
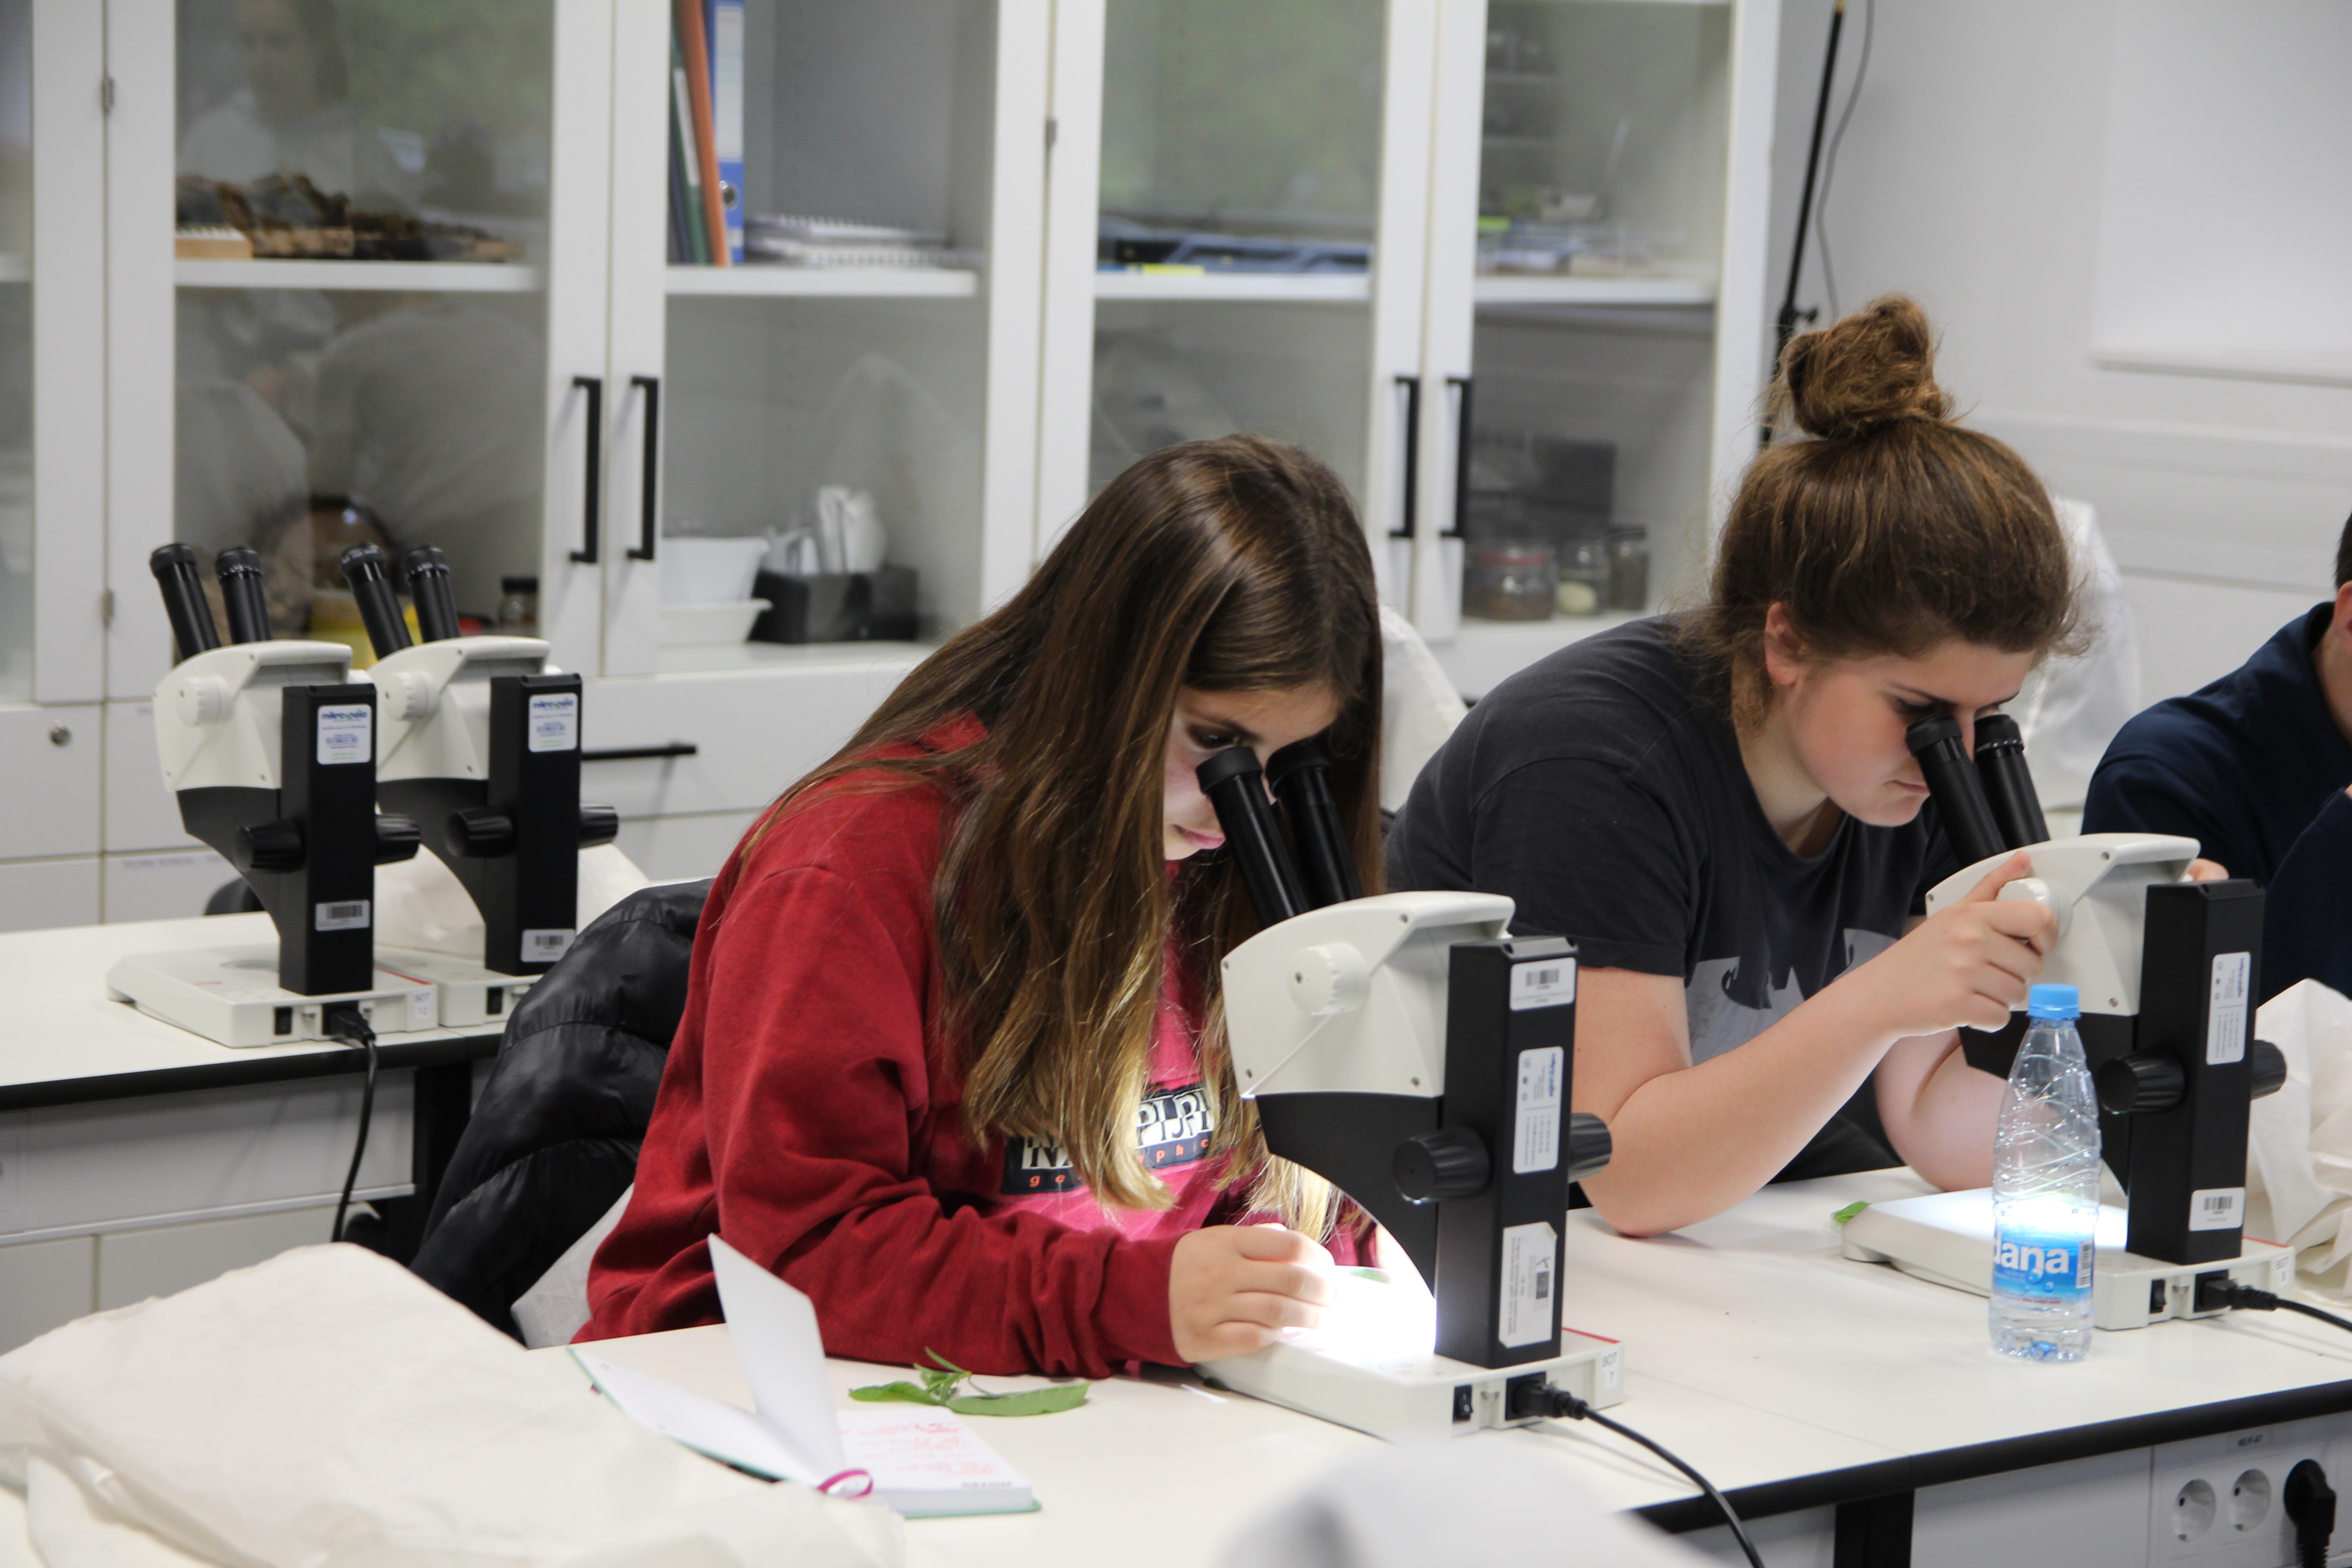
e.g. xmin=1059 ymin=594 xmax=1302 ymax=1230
xmin=1464 ymin=541 xmax=1557 ymax=621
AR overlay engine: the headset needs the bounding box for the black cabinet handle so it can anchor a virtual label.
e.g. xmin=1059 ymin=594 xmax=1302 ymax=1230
xmin=629 ymin=374 xmax=661 ymax=562
xmin=1444 ymin=374 xmax=1473 ymax=540
xmin=581 ymin=741 xmax=699 ymax=762
xmin=1391 ymin=375 xmax=1421 ymax=540
xmin=570 ymin=375 xmax=603 ymax=564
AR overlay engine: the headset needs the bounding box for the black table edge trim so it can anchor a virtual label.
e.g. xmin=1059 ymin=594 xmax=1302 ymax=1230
xmin=1634 ymin=1377 xmax=2352 ymax=1533
xmin=0 ymin=1033 xmax=501 ymax=1113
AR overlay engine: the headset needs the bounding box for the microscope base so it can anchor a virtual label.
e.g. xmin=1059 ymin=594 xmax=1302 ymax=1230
xmin=106 ymin=945 xmax=439 ymax=1048
xmin=1841 ymin=1188 xmax=2296 ymax=1330
xmin=374 ymin=946 xmax=540 ymax=1030
xmin=1200 ymin=1329 xmax=1623 ymax=1444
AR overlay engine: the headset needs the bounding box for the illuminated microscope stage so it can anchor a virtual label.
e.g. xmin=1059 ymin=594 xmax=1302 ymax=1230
xmin=1202 ymin=1266 xmax=1623 ymax=1443
xmin=1841 ymin=1189 xmax=2293 ymax=1331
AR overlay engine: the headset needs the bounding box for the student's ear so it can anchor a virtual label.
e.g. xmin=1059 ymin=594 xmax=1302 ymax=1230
xmin=2332 ymin=581 xmax=2352 ymax=647
xmin=1760 ymin=603 xmax=1809 ymax=691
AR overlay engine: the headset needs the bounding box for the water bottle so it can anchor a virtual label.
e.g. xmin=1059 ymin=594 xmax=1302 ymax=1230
xmin=1989 ymin=983 xmax=2102 ymax=1361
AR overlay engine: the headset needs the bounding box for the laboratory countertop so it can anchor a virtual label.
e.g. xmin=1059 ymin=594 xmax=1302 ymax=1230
xmin=2 ymin=1170 xmax=2350 ymax=1566
xmin=0 ymin=913 xmax=500 ymax=1111
xmin=565 ymin=1171 xmax=2352 ymax=1562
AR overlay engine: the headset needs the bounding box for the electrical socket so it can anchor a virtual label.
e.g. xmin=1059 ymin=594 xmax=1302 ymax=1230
xmin=2152 ymin=1417 xmax=2352 ymax=1564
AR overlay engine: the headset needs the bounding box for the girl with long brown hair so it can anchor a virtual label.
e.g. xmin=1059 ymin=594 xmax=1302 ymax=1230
xmin=583 ymin=434 xmax=1384 ymax=1376
xmin=1391 ymin=297 xmax=2220 ymax=1238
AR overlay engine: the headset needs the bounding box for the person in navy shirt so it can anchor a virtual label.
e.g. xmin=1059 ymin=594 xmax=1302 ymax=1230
xmin=2084 ymin=512 xmax=2352 ymax=1003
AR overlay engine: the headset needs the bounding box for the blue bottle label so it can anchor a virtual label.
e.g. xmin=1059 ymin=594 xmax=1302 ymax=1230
xmin=1993 ymin=1229 xmax=2093 ymax=1302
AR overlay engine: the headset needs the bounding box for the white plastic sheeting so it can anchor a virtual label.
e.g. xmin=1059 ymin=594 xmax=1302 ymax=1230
xmin=0 ymin=1244 xmax=899 ymax=1568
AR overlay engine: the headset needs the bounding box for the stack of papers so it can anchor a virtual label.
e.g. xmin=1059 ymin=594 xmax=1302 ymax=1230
xmin=574 ymin=1236 xmax=1037 ymax=1518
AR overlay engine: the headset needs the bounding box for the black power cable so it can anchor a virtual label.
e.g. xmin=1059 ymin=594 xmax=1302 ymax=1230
xmin=322 ymin=1004 xmax=379 ymax=1244
xmin=2195 ymin=1275 xmax=2352 ymax=1336
xmin=1512 ymin=1383 xmax=1765 ymax=1568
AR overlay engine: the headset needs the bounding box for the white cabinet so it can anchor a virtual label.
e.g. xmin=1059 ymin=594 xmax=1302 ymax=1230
xmin=1038 ymin=0 xmax=1778 ymax=699
xmin=0 ymin=1 xmax=1780 ymax=926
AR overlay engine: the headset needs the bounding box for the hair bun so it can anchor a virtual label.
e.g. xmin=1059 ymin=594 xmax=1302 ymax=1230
xmin=1776 ymin=294 xmax=1952 ymax=440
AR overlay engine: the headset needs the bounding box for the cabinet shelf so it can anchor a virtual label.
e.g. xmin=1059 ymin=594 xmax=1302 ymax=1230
xmin=1473 ymin=274 xmax=1716 ymax=307
xmin=172 ymin=259 xmax=543 ymax=293
xmin=652 ymin=638 xmax=934 ymax=678
xmin=1093 ymin=270 xmax=1370 ymax=304
xmin=1430 ymin=612 xmax=1645 ymax=700
xmin=664 ymin=266 xmax=979 ymax=299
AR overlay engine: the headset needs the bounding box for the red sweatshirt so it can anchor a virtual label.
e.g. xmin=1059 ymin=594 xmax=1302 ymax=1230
xmin=581 ymin=725 xmax=1353 ymax=1375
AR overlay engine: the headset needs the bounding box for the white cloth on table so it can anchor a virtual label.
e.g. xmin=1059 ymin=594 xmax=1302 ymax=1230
xmin=1217 ymin=1439 xmax=1708 ymax=1567
xmin=2244 ymin=980 xmax=2352 ymax=1294
xmin=0 ymin=1244 xmax=899 ymax=1568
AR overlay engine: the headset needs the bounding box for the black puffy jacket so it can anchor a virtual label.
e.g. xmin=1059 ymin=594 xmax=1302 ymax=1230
xmin=410 ymin=877 xmax=712 ymax=1336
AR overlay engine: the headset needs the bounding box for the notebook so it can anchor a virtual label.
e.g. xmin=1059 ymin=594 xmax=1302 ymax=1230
xmin=573 ymin=1235 xmax=1036 ymax=1518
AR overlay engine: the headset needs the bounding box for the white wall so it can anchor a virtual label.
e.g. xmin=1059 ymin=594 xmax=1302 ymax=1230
xmin=1764 ymin=0 xmax=2352 ymax=704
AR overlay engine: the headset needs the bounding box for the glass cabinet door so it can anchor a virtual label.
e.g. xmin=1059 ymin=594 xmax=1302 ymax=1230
xmin=1416 ymin=0 xmax=1732 ymax=696
xmin=1041 ymin=0 xmax=1434 ymax=597
xmin=604 ymin=0 xmax=1044 ymax=679
xmin=109 ymin=0 xmax=610 ymax=687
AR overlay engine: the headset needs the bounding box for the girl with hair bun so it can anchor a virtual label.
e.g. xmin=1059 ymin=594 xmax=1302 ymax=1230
xmin=1390 ymin=297 xmax=2205 ymax=1237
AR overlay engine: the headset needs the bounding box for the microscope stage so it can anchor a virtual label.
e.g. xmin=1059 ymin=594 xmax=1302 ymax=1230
xmin=374 ymin=946 xmax=540 ymax=1030
xmin=1202 ymin=1328 xmax=1622 ymax=1444
xmin=1841 ymin=1188 xmax=2294 ymax=1331
xmin=106 ymin=945 xmax=438 ymax=1048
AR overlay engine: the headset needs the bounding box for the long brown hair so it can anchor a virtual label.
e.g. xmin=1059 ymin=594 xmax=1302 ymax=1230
xmin=1688 ymin=295 xmax=2081 ymax=727
xmin=747 ymin=435 xmax=1382 ymax=1225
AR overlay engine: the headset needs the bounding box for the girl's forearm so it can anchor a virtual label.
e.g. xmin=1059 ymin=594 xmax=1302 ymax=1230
xmin=1578 ymin=980 xmax=1897 ymax=1237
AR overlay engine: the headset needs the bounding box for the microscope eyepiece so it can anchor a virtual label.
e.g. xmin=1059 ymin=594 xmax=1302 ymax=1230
xmin=213 ymin=546 xmax=273 ymax=644
xmin=1971 ymin=712 xmax=2049 ymax=849
xmin=1196 ymin=747 xmax=1307 ymax=926
xmin=401 ymin=545 xmax=463 ymax=643
xmin=338 ymin=544 xmax=414 ymax=659
xmin=1265 ymin=737 xmax=1363 ymax=907
xmin=1906 ymin=713 xmax=2007 ymax=866
xmin=149 ymin=542 xmax=222 ymax=660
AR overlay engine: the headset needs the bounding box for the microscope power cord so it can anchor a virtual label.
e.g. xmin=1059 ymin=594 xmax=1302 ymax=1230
xmin=321 ymin=1005 xmax=379 ymax=1246
xmin=1514 ymin=1385 xmax=1765 ymax=1568
xmin=2195 ymin=1277 xmax=2352 ymax=1337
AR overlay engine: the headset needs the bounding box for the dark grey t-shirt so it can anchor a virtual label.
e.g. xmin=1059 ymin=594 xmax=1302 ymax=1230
xmin=1387 ymin=617 xmax=1957 ymax=1170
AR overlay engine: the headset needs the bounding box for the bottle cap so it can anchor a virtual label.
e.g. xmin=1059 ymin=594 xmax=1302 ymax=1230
xmin=2027 ymin=983 xmax=2080 ymax=1020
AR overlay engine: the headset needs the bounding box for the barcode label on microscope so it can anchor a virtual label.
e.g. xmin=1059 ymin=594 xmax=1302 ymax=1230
xmin=2207 ymin=952 xmax=2250 ymax=1065
xmin=314 ymin=900 xmax=370 ymax=932
xmin=1509 ymin=958 xmax=1576 ymax=1011
xmin=2190 ymin=1187 xmax=2245 ymax=1232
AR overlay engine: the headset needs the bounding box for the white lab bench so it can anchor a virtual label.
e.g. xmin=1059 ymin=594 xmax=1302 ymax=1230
xmin=5 ymin=917 xmax=2351 ymax=1567
xmin=554 ymin=1171 xmax=2352 ymax=1568
xmin=0 ymin=913 xmax=499 ymax=1352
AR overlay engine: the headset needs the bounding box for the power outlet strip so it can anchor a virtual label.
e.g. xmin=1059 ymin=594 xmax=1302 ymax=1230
xmin=2154 ymin=1416 xmax=2352 ymax=1564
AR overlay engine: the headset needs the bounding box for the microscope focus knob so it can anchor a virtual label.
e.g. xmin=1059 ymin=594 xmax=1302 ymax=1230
xmin=2250 ymin=1039 xmax=2288 ymax=1101
xmin=238 ymin=818 xmax=304 ymax=874
xmin=2097 ymin=1052 xmax=2186 ymax=1116
xmin=578 ymin=803 xmax=621 ymax=848
xmin=374 ymin=813 xmax=422 ymax=865
xmin=447 ymin=807 xmax=516 ymax=858
xmin=173 ymin=675 xmax=233 ymax=727
xmin=1566 ymin=1111 xmax=1613 ymax=1181
xmin=1393 ymin=1127 xmax=1490 ymax=1206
